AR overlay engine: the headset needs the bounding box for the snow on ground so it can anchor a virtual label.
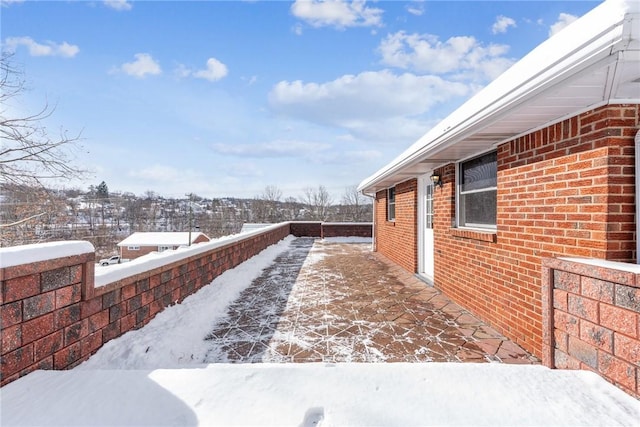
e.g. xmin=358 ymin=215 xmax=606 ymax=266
xmin=321 ymin=236 xmax=372 ymax=244
xmin=2 ymin=364 xmax=639 ymax=426
xmin=82 ymin=236 xmax=298 ymax=369
xmin=1 ymin=235 xmax=639 ymax=426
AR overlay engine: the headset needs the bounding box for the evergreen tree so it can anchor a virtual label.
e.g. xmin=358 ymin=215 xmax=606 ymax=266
xmin=96 ymin=181 xmax=109 ymax=225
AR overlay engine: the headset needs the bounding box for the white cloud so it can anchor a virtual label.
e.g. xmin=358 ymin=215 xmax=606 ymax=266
xmin=268 ymin=70 xmax=472 ymax=145
xmin=312 ymin=148 xmax=383 ymax=166
xmin=0 ymin=0 xmax=25 ymax=7
xmin=378 ymin=31 xmax=512 ymax=80
xmin=270 ymin=70 xmax=469 ymax=126
xmin=549 ymin=13 xmax=578 ymax=37
xmin=341 ymin=115 xmax=440 ymax=145
xmin=492 ymin=15 xmax=516 ymax=34
xmin=104 ymin=0 xmax=132 ymax=11
xmin=117 ymin=53 xmax=162 ymax=78
xmin=193 ymin=58 xmax=228 ymax=82
xmin=212 ymin=140 xmax=332 ymax=158
xmin=174 ymin=64 xmax=192 ymax=79
xmin=344 ymin=150 xmax=382 ymax=162
xmin=241 ymin=75 xmax=258 ymax=85
xmin=291 ymin=0 xmax=383 ymax=29
xmin=4 ymin=36 xmax=79 ymax=58
xmin=406 ymin=1 xmax=425 ymax=16
xmin=175 ymin=58 xmax=228 ymax=82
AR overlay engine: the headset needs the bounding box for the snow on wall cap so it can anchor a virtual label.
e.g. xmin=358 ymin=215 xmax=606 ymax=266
xmin=324 ymin=222 xmax=373 ymax=226
xmin=559 ymin=257 xmax=640 ymax=274
xmin=96 ymin=222 xmax=289 ymax=288
xmin=118 ymin=232 xmax=208 ymax=247
xmin=0 ymin=240 xmax=94 ymax=268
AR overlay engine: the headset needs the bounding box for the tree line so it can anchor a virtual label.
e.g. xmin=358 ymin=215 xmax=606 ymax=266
xmin=0 ymin=182 xmax=372 ymax=256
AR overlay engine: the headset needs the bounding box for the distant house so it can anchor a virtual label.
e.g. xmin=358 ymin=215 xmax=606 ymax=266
xmin=358 ymin=0 xmax=639 ymax=360
xmin=117 ymin=232 xmax=210 ymax=260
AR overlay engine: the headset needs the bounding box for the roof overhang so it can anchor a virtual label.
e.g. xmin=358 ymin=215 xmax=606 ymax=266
xmin=358 ymin=0 xmax=640 ymax=196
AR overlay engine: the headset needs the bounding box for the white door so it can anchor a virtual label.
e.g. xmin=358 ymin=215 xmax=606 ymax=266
xmin=419 ymin=174 xmax=435 ymax=282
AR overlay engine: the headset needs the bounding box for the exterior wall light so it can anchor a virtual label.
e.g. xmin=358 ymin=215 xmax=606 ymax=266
xmin=430 ymin=173 xmax=443 ymax=188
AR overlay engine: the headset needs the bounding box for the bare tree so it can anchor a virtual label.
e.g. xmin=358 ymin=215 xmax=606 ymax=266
xmin=252 ymin=185 xmax=284 ymax=223
xmin=262 ymin=185 xmax=282 ymax=203
xmin=262 ymin=185 xmax=282 ymax=222
xmin=283 ymin=196 xmax=301 ymax=220
xmin=300 ymin=185 xmax=333 ymax=221
xmin=0 ymin=184 xmax=69 ymax=246
xmin=341 ymin=184 xmax=371 ymax=222
xmin=0 ymin=53 xmax=86 ymax=187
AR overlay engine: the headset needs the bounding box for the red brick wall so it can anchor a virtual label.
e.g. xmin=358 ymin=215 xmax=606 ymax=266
xmin=542 ymin=257 xmax=640 ymax=398
xmin=437 ymin=104 xmax=638 ymax=358
xmin=373 ymin=104 xmax=639 ymax=359
xmin=321 ymin=223 xmax=372 ymax=238
xmin=1 ymin=224 xmax=290 ymax=386
xmin=119 ymin=246 xmax=156 ymax=260
xmin=1 ymin=253 xmax=93 ymax=385
xmin=290 ymin=222 xmax=322 ymax=237
xmin=290 ymin=222 xmax=372 ymax=238
xmin=375 ymin=179 xmax=418 ymax=273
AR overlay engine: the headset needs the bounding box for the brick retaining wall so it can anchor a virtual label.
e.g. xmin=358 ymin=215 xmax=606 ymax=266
xmin=1 ymin=223 xmax=312 ymax=386
xmin=290 ymin=222 xmax=322 ymax=237
xmin=320 ymin=223 xmax=372 ymax=238
xmin=1 ymin=222 xmax=372 ymax=386
xmin=289 ymin=222 xmax=372 ymax=239
xmin=542 ymin=257 xmax=640 ymax=398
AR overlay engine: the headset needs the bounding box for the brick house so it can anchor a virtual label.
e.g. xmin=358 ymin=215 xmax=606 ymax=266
xmin=358 ymin=0 xmax=640 ymax=359
xmin=117 ymin=232 xmax=210 ymax=260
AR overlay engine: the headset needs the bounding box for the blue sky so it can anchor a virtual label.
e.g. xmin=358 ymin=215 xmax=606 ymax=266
xmin=1 ymin=0 xmax=599 ymax=200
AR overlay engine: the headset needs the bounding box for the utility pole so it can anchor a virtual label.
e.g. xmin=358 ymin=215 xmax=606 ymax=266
xmin=188 ymin=194 xmax=193 ymax=247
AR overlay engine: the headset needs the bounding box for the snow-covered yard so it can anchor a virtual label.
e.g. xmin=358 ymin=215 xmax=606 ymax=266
xmin=3 ymin=363 xmax=639 ymax=426
xmin=1 ymin=236 xmax=639 ymax=426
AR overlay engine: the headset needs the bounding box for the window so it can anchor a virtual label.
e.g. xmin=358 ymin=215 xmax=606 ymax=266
xmin=158 ymin=245 xmax=171 ymax=252
xmin=387 ymin=187 xmax=396 ymax=221
xmin=127 ymin=246 xmax=140 ymax=251
xmin=458 ymin=151 xmax=497 ymax=229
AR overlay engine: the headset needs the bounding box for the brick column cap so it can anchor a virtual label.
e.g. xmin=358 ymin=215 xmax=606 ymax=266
xmin=0 ymin=241 xmax=95 ymax=269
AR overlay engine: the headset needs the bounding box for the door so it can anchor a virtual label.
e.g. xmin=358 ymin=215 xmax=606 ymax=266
xmin=419 ymin=174 xmax=435 ymax=282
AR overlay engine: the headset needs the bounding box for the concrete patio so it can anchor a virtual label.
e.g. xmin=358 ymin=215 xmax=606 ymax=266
xmin=7 ymin=236 xmax=640 ymax=427
xmin=203 ymin=237 xmax=538 ymax=364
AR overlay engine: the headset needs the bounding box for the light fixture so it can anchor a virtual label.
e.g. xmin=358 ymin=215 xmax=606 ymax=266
xmin=430 ymin=173 xmax=442 ymax=188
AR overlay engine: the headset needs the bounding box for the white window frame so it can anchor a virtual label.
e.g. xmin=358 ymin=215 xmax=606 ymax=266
xmin=127 ymin=245 xmax=140 ymax=251
xmin=387 ymin=187 xmax=396 ymax=222
xmin=158 ymin=245 xmax=171 ymax=252
xmin=456 ymin=150 xmax=497 ymax=230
